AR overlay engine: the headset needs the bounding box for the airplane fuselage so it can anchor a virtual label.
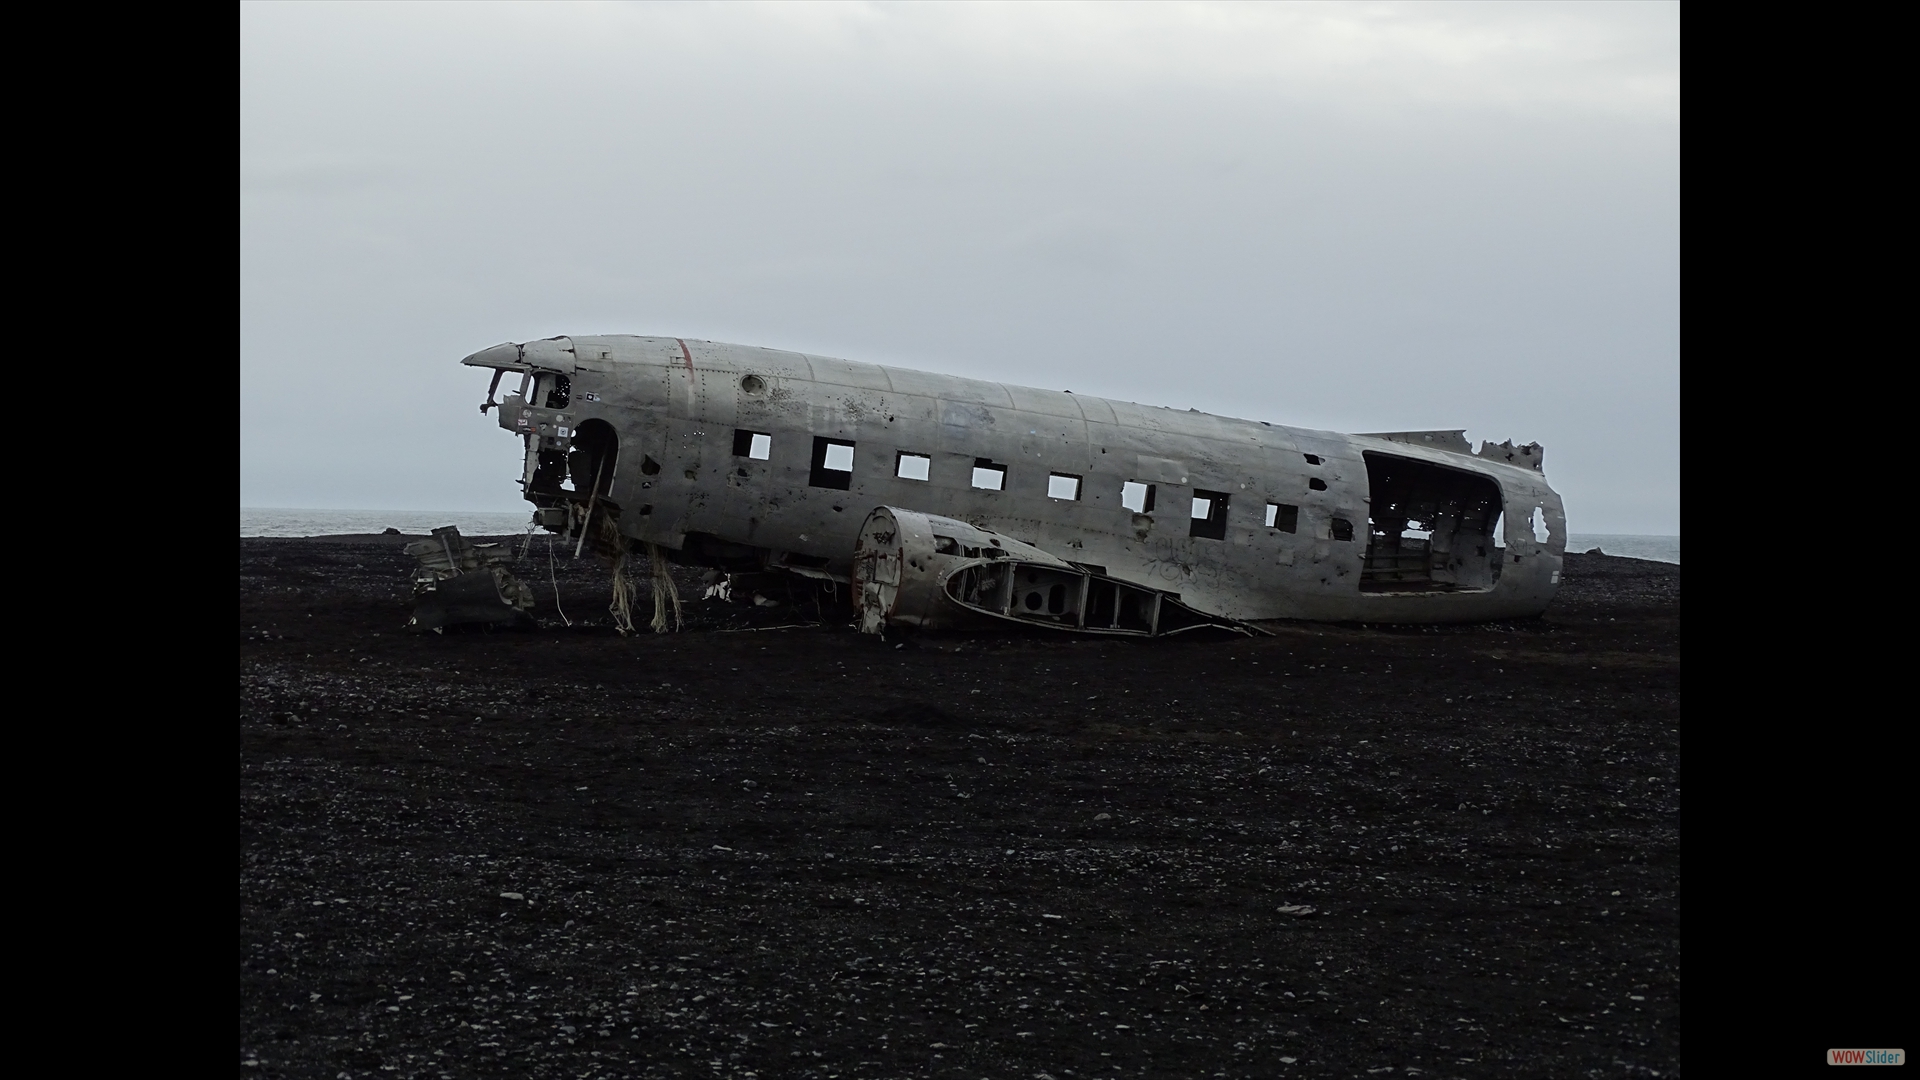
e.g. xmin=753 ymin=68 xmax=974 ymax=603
xmin=463 ymin=335 xmax=1565 ymax=623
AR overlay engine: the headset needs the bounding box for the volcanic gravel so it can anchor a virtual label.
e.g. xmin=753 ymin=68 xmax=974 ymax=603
xmin=239 ymin=535 xmax=1681 ymax=1079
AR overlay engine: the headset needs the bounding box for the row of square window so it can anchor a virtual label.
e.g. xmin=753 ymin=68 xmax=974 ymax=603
xmin=732 ymin=429 xmax=1302 ymax=538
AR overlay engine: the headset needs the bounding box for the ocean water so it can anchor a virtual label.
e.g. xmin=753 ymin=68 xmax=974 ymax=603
xmin=241 ymin=507 xmax=536 ymax=538
xmin=1564 ymin=534 xmax=1680 ymax=564
xmin=241 ymin=509 xmax=1678 ymax=564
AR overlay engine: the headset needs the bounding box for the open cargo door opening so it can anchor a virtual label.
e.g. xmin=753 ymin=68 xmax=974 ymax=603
xmin=1360 ymin=452 xmax=1505 ymax=594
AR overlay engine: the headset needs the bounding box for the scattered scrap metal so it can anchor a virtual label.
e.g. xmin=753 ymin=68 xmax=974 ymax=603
xmin=404 ymin=526 xmax=535 ymax=632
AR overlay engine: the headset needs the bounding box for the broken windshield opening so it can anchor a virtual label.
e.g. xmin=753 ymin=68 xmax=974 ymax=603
xmin=528 ymin=372 xmax=571 ymax=410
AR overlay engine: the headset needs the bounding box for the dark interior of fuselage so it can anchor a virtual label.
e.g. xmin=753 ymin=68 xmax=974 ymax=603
xmin=522 ymin=367 xmax=616 ymax=512
xmin=1361 ymin=452 xmax=1504 ymax=593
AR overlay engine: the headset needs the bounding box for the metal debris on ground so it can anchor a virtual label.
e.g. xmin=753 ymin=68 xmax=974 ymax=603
xmin=404 ymin=526 xmax=535 ymax=632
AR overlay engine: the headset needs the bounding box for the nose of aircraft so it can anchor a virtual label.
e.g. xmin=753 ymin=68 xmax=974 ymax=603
xmin=461 ymin=342 xmax=522 ymax=368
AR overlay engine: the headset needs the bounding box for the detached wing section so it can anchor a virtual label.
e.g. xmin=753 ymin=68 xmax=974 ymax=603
xmin=852 ymin=507 xmax=1249 ymax=637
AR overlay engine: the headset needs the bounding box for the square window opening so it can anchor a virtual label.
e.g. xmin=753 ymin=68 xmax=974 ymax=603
xmin=896 ymin=452 xmax=931 ymax=481
xmin=1265 ymin=502 xmax=1298 ymax=533
xmin=1047 ymin=473 xmax=1082 ymax=501
xmin=809 ymin=437 xmax=856 ymax=490
xmin=1190 ymin=489 xmax=1229 ymax=540
xmin=1121 ymin=481 xmax=1156 ymax=513
xmin=971 ymin=459 xmax=1007 ymax=491
xmin=732 ymin=430 xmax=772 ymax=460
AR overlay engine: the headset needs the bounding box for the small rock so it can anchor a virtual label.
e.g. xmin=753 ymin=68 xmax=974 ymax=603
xmin=382 ymin=527 xmax=401 ymax=535
xmin=1276 ymin=904 xmax=1317 ymax=916
xmin=1585 ymin=547 xmax=1603 ymax=555
xmin=500 ymin=892 xmax=524 ymax=901
xmin=1094 ymin=813 xmax=1111 ymax=821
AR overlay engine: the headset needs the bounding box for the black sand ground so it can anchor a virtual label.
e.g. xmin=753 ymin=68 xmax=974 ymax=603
xmin=239 ymin=536 xmax=1680 ymax=1079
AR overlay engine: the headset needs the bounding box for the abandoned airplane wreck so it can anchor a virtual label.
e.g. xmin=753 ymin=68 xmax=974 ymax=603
xmin=457 ymin=335 xmax=1565 ymax=634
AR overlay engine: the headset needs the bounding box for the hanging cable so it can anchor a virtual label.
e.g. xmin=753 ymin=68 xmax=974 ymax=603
xmin=546 ymin=531 xmax=572 ymax=627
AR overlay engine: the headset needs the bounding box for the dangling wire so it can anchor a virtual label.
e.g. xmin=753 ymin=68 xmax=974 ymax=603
xmin=546 ymin=531 xmax=572 ymax=627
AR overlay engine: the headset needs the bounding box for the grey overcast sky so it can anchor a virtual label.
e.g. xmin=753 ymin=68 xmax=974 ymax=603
xmin=241 ymin=1 xmax=1678 ymax=534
